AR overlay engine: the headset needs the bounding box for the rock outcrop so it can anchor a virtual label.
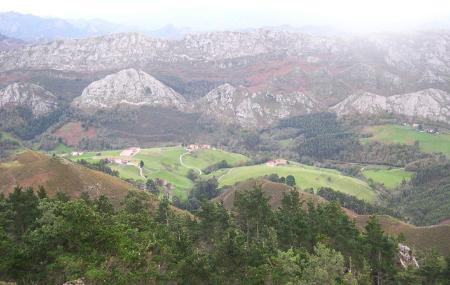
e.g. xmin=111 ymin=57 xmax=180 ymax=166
xmin=398 ymin=243 xmax=419 ymax=269
xmin=196 ymin=83 xmax=316 ymax=127
xmin=0 ymin=82 xmax=58 ymax=116
xmin=331 ymin=89 xmax=450 ymax=123
xmin=72 ymin=69 xmax=186 ymax=110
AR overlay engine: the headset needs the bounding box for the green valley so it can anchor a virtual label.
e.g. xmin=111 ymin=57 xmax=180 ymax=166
xmin=68 ymin=146 xmax=376 ymax=202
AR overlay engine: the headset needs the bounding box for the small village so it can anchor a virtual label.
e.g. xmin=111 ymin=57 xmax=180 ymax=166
xmin=403 ymin=122 xmax=440 ymax=134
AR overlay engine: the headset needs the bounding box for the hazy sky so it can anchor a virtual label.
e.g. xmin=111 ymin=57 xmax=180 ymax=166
xmin=1 ymin=0 xmax=450 ymax=31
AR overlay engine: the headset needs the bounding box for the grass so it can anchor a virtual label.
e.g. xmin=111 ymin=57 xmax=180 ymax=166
xmin=354 ymin=215 xmax=450 ymax=256
xmin=362 ymin=124 xmax=450 ymax=155
xmin=183 ymin=149 xmax=248 ymax=169
xmin=68 ymin=146 xmax=249 ymax=201
xmin=362 ymin=166 xmax=413 ymax=189
xmin=0 ymin=151 xmax=135 ymax=206
xmin=51 ymin=143 xmax=73 ymax=154
xmin=67 ymin=147 xmax=376 ymax=202
xmin=0 ymin=131 xmax=18 ymax=142
xmin=214 ymin=162 xmax=376 ymax=202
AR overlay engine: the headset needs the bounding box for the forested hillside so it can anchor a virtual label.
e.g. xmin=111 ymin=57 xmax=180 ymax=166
xmin=1 ymin=186 xmax=449 ymax=284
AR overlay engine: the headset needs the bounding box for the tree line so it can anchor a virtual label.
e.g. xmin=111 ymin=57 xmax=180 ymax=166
xmin=1 ymin=186 xmax=449 ymax=284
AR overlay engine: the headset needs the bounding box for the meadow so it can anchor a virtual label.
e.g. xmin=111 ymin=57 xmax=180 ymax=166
xmin=362 ymin=166 xmax=413 ymax=189
xmin=214 ymin=163 xmax=376 ymax=202
xmin=69 ymin=146 xmax=248 ymax=200
xmin=69 ymin=146 xmax=376 ymax=202
xmin=362 ymin=124 xmax=450 ymax=155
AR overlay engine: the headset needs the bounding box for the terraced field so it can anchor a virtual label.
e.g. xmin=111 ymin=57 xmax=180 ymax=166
xmin=362 ymin=124 xmax=450 ymax=155
xmin=362 ymin=166 xmax=414 ymax=189
xmin=213 ymin=163 xmax=376 ymax=202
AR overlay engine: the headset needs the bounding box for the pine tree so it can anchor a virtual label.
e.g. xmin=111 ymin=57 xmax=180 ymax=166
xmin=285 ymin=175 xmax=296 ymax=186
xmin=364 ymin=216 xmax=398 ymax=285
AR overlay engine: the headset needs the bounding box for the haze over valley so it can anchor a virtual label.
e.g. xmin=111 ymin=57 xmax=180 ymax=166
xmin=1 ymin=1 xmax=450 ymax=284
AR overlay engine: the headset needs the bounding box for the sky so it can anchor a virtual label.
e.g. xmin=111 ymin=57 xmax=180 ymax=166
xmin=1 ymin=0 xmax=450 ymax=31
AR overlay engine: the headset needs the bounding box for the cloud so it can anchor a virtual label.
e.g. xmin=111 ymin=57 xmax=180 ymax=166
xmin=1 ymin=0 xmax=449 ymax=30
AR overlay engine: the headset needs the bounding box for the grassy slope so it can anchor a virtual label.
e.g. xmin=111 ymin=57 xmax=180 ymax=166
xmin=214 ymin=178 xmax=324 ymax=210
xmin=51 ymin=143 xmax=73 ymax=154
xmin=362 ymin=167 xmax=413 ymax=189
xmin=215 ymin=163 xmax=376 ymax=202
xmin=0 ymin=131 xmax=18 ymax=142
xmin=354 ymin=215 xmax=450 ymax=256
xmin=69 ymin=147 xmax=249 ymax=200
xmin=0 ymin=151 xmax=136 ymax=206
xmin=363 ymin=124 xmax=450 ymax=155
xmin=183 ymin=149 xmax=248 ymax=169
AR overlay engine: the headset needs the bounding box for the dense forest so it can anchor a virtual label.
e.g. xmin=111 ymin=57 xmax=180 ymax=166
xmin=0 ymin=106 xmax=66 ymax=140
xmin=1 ymin=186 xmax=449 ymax=284
xmin=317 ymin=188 xmax=402 ymax=218
xmin=390 ymin=161 xmax=450 ymax=225
xmin=0 ymin=133 xmax=20 ymax=158
xmin=208 ymin=113 xmax=435 ymax=168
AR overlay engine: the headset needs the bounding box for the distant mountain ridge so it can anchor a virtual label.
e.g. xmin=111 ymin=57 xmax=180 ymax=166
xmin=1 ymin=29 xmax=450 ymax=126
xmin=0 ymin=32 xmax=24 ymax=50
xmin=0 ymin=11 xmax=189 ymax=41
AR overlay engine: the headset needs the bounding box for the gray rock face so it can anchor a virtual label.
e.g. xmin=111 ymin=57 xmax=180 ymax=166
xmin=196 ymin=83 xmax=317 ymax=127
xmin=0 ymin=30 xmax=332 ymax=72
xmin=2 ymin=30 xmax=450 ymax=126
xmin=72 ymin=69 xmax=186 ymax=110
xmin=0 ymin=82 xmax=58 ymax=116
xmin=331 ymin=88 xmax=450 ymax=122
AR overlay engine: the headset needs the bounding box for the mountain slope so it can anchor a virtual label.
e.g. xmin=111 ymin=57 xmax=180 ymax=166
xmin=71 ymin=68 xmax=186 ymax=110
xmin=0 ymin=82 xmax=58 ymax=116
xmin=196 ymin=83 xmax=316 ymax=127
xmin=0 ymin=33 xmax=24 ymax=51
xmin=331 ymin=88 xmax=450 ymax=122
xmin=0 ymin=150 xmax=135 ymax=205
xmin=1 ymin=30 xmax=449 ymax=126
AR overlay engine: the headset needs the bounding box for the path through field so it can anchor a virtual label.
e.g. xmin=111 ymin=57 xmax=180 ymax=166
xmin=179 ymin=152 xmax=202 ymax=175
xmin=218 ymin=168 xmax=233 ymax=182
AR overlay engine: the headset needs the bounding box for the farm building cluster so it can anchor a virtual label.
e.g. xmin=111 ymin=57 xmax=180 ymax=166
xmin=105 ymin=158 xmax=134 ymax=166
xmin=403 ymin=123 xmax=440 ymax=134
xmin=266 ymin=159 xmax=288 ymax=167
xmin=186 ymin=144 xmax=211 ymax=151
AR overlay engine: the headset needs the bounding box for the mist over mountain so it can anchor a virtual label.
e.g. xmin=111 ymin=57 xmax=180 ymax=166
xmin=1 ymin=4 xmax=450 ymax=284
xmin=0 ymin=11 xmax=190 ymax=41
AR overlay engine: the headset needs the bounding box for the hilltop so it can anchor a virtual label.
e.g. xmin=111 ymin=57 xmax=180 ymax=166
xmin=0 ymin=150 xmax=136 ymax=205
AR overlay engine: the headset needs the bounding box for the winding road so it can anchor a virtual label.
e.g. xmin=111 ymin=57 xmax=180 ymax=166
xmin=179 ymin=152 xmax=202 ymax=175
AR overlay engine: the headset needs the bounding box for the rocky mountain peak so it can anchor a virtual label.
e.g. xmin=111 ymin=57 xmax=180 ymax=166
xmin=0 ymin=82 xmax=58 ymax=116
xmin=331 ymin=88 xmax=450 ymax=123
xmin=197 ymin=83 xmax=316 ymax=127
xmin=71 ymin=68 xmax=186 ymax=110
